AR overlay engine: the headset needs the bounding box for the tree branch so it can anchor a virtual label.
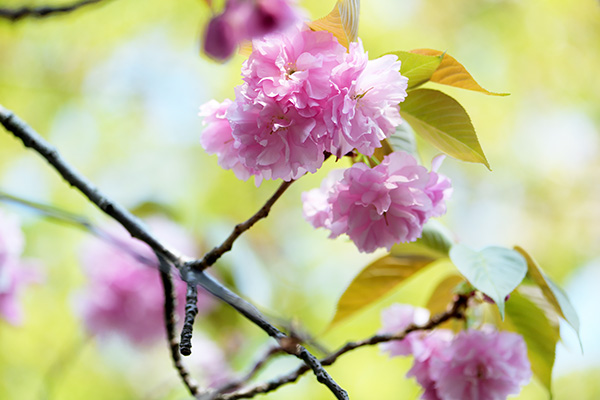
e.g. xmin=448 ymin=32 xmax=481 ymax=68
xmin=0 ymin=0 xmax=107 ymax=22
xmin=186 ymin=180 xmax=294 ymax=271
xmin=218 ymin=295 xmax=469 ymax=399
xmin=217 ymin=347 xmax=284 ymax=394
xmin=187 ymin=269 xmax=348 ymax=400
xmin=1 ymin=105 xmax=347 ymax=399
xmin=180 ymin=283 xmax=199 ymax=356
xmin=0 ymin=105 xmax=184 ymax=266
xmin=158 ymin=255 xmax=202 ymax=397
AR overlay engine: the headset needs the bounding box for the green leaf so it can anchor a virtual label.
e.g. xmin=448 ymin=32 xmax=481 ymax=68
xmin=400 ymin=89 xmax=490 ymax=169
xmin=328 ymin=253 xmax=438 ymax=329
xmin=449 ymin=244 xmax=527 ymax=318
xmin=308 ymin=0 xmax=360 ymax=49
xmin=387 ymin=123 xmax=419 ymax=158
xmin=392 ymin=220 xmax=455 ymax=259
xmin=387 ymin=51 xmax=443 ymax=89
xmin=410 ymin=49 xmax=509 ymax=96
xmin=373 ymin=123 xmax=419 ymax=165
xmin=515 ymin=246 xmax=580 ymax=341
xmin=503 ymin=289 xmax=559 ymax=394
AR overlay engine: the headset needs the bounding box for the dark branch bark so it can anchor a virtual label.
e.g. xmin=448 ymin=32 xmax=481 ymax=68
xmin=0 ymin=105 xmax=184 ymax=267
xmin=186 ymin=180 xmax=294 ymax=271
xmin=158 ymin=255 xmax=202 ymax=397
xmin=219 ymin=347 xmax=284 ymax=393
xmin=218 ymin=295 xmax=469 ymax=399
xmin=0 ymin=0 xmax=107 ymax=22
xmin=1 ymin=105 xmax=347 ymax=399
xmin=180 ymin=284 xmax=199 ymax=356
xmin=188 ymin=269 xmax=348 ymax=399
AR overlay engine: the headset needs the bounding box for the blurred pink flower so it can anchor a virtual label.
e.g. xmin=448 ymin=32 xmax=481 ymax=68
xmin=379 ymin=304 xmax=432 ymax=357
xmin=0 ymin=209 xmax=39 ymax=325
xmin=203 ymin=0 xmax=303 ymax=61
xmin=430 ymin=329 xmax=532 ymax=400
xmin=203 ymin=14 xmax=239 ymax=62
xmin=191 ymin=334 xmax=234 ymax=388
xmin=78 ymin=217 xmax=214 ymax=344
xmin=324 ymin=40 xmax=408 ymax=157
xmin=303 ymin=152 xmax=451 ymax=253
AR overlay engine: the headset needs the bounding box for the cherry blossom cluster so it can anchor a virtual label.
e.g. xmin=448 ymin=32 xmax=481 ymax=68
xmin=380 ymin=304 xmax=532 ymax=400
xmin=77 ymin=217 xmax=214 ymax=344
xmin=199 ymin=24 xmax=451 ymax=253
xmin=302 ymin=152 xmax=451 ymax=253
xmin=0 ymin=209 xmax=39 ymax=325
xmin=203 ymin=0 xmax=303 ymax=61
xmin=200 ymin=25 xmax=408 ymax=184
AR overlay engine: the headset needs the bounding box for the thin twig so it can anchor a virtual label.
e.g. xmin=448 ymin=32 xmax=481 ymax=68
xmin=188 ymin=269 xmax=348 ymax=400
xmin=186 ymin=180 xmax=294 ymax=271
xmin=0 ymin=190 xmax=169 ymax=271
xmin=219 ymin=347 xmax=284 ymax=393
xmin=158 ymin=254 xmax=202 ymax=397
xmin=199 ymin=347 xmax=284 ymax=400
xmin=218 ymin=295 xmax=469 ymax=399
xmin=0 ymin=105 xmax=184 ymax=266
xmin=180 ymin=283 xmax=199 ymax=356
xmin=1 ymin=105 xmax=347 ymax=399
xmin=0 ymin=0 xmax=107 ymax=22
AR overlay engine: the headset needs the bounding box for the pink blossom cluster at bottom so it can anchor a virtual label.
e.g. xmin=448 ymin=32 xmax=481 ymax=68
xmin=380 ymin=304 xmax=532 ymax=400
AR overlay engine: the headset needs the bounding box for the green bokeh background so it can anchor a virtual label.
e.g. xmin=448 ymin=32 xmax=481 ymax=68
xmin=1 ymin=0 xmax=599 ymax=399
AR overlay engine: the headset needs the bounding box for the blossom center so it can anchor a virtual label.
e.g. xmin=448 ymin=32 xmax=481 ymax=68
xmin=285 ymin=61 xmax=297 ymax=77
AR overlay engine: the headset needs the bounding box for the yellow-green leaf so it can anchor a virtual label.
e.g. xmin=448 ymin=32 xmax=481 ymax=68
xmin=503 ymin=289 xmax=559 ymax=394
xmin=400 ymin=89 xmax=490 ymax=169
xmin=410 ymin=49 xmax=509 ymax=96
xmin=515 ymin=246 xmax=581 ymax=340
xmin=308 ymin=0 xmax=360 ymax=48
xmin=392 ymin=220 xmax=454 ymax=259
xmin=426 ymin=274 xmax=465 ymax=316
xmin=425 ymin=274 xmax=465 ymax=331
xmin=373 ymin=123 xmax=419 ymax=165
xmin=388 ymin=51 xmax=443 ymax=89
xmin=328 ymin=253 xmax=438 ymax=329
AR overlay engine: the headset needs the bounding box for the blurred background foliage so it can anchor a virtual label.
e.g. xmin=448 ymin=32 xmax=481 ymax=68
xmin=0 ymin=0 xmax=599 ymax=398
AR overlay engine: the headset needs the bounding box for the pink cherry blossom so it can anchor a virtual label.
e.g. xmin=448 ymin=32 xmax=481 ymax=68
xmin=0 ymin=209 xmax=39 ymax=325
xmin=302 ymin=169 xmax=344 ymax=229
xmin=323 ymin=40 xmax=408 ymax=157
xmin=78 ymin=217 xmax=214 ymax=344
xmin=430 ymin=329 xmax=532 ymax=400
xmin=241 ymin=26 xmax=346 ymax=112
xmin=200 ymin=98 xmax=262 ymax=185
xmin=227 ymin=93 xmax=325 ymax=181
xmin=303 ymin=151 xmax=452 ymax=253
xmin=203 ymin=0 xmax=303 ymax=61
